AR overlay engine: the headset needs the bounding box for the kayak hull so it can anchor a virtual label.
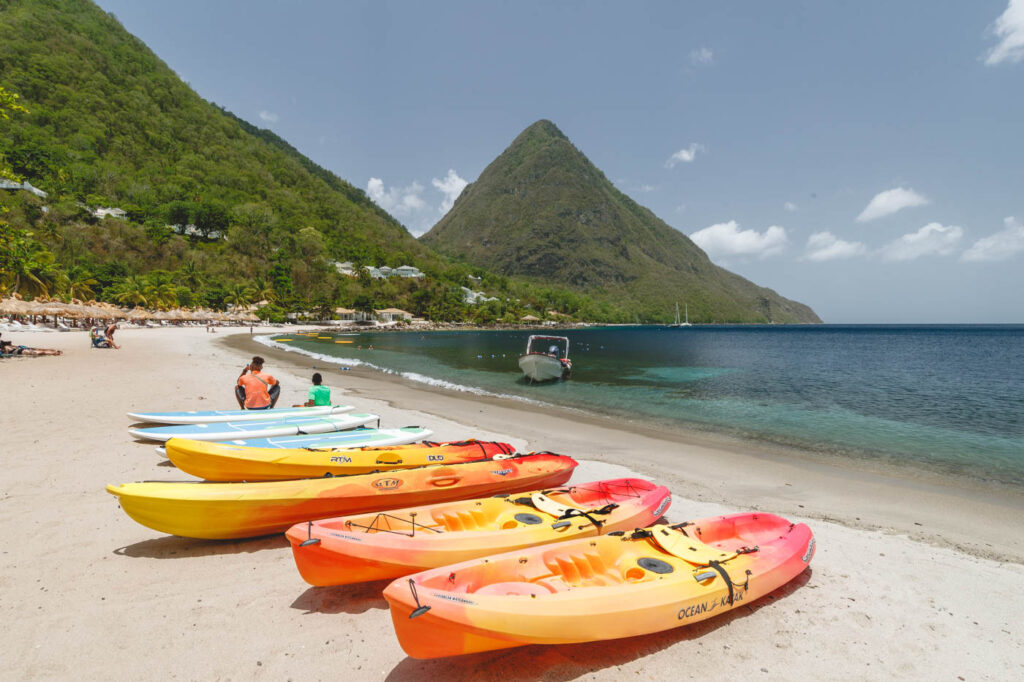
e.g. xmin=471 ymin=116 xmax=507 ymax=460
xmin=384 ymin=512 xmax=814 ymax=658
xmin=106 ymin=454 xmax=578 ymax=540
xmin=286 ymin=478 xmax=671 ymax=586
xmin=165 ymin=438 xmax=516 ymax=481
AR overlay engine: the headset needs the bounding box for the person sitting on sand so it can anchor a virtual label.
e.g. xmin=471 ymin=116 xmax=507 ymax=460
xmin=105 ymin=322 xmax=121 ymax=349
xmin=300 ymin=372 xmax=331 ymax=407
xmin=0 ymin=333 xmax=62 ymax=357
xmin=90 ymin=326 xmax=110 ymax=348
xmin=235 ymin=355 xmax=280 ymax=410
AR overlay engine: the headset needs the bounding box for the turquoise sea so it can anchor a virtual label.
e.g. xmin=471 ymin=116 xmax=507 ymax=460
xmin=262 ymin=325 xmax=1024 ymax=487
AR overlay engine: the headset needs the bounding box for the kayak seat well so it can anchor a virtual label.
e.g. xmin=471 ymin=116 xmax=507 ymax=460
xmin=431 ymin=508 xmax=491 ymax=532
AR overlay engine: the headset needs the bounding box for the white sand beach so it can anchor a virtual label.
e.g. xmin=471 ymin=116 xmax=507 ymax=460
xmin=2 ymin=326 xmax=1022 ymax=680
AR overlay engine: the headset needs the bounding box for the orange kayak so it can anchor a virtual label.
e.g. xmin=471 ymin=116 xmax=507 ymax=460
xmin=286 ymin=478 xmax=671 ymax=586
xmin=164 ymin=438 xmax=516 ymax=481
xmin=106 ymin=453 xmax=577 ymax=540
xmin=384 ymin=512 xmax=814 ymax=658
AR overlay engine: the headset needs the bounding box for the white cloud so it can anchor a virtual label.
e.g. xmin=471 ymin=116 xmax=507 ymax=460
xmin=432 ymin=169 xmax=468 ymax=215
xmin=690 ymin=47 xmax=714 ymax=65
xmin=961 ymin=216 xmax=1024 ymax=261
xmin=802 ymin=232 xmax=868 ymax=262
xmin=665 ymin=143 xmax=705 ymax=168
xmin=856 ymin=187 xmax=929 ymax=222
xmin=690 ymin=220 xmax=788 ymax=259
xmin=366 ymin=177 xmax=427 ymax=217
xmin=879 ymin=222 xmax=964 ymax=261
xmin=784 ymin=201 xmax=798 ymax=212
xmin=258 ymin=110 xmax=279 ymax=124
xmin=985 ymin=0 xmax=1024 ymax=65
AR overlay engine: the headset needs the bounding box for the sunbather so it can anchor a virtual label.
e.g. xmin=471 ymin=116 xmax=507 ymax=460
xmin=0 ymin=333 xmax=62 ymax=357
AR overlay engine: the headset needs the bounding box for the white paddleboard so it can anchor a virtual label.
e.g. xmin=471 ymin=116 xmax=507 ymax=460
xmin=127 ymin=404 xmax=354 ymax=425
xmin=130 ymin=412 xmax=378 ymax=443
xmin=154 ymin=426 xmax=433 ymax=456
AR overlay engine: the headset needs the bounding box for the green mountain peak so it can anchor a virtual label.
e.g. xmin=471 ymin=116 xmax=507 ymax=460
xmin=422 ymin=121 xmax=820 ymax=323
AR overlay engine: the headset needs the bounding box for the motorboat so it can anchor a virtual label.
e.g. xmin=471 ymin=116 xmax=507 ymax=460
xmin=518 ymin=335 xmax=571 ymax=383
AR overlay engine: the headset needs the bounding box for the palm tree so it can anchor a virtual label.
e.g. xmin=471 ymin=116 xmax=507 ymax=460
xmin=66 ymin=267 xmax=98 ymax=301
xmin=225 ymin=282 xmax=255 ymax=309
xmin=111 ymin=275 xmax=149 ymax=308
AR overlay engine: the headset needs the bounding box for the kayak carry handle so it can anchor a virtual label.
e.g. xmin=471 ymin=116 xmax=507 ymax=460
xmin=694 ymin=570 xmax=717 ymax=582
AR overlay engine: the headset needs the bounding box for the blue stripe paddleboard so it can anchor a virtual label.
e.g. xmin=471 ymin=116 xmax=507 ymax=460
xmin=127 ymin=404 xmax=354 ymax=425
xmin=155 ymin=426 xmax=433 ymax=456
xmin=130 ymin=412 xmax=378 ymax=443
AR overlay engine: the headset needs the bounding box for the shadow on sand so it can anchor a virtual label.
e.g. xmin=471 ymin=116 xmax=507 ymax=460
xmin=113 ymin=533 xmax=289 ymax=559
xmin=290 ymin=580 xmax=392 ymax=615
xmin=385 ymin=567 xmax=813 ymax=681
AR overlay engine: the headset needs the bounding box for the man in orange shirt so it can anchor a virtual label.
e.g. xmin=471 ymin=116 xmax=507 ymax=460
xmin=235 ymin=356 xmax=280 ymax=409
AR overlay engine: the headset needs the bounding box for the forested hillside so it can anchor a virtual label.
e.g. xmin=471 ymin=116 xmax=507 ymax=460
xmin=0 ymin=0 xmax=592 ymax=322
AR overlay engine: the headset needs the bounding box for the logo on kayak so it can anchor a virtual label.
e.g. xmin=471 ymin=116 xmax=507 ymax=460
xmin=802 ymin=537 xmax=815 ymax=563
xmin=677 ymin=590 xmax=747 ymax=620
xmin=491 ymin=468 xmax=513 ymax=476
xmin=329 ymin=455 xmax=353 ymax=463
xmin=654 ymin=496 xmax=670 ymax=517
xmin=427 ymin=454 xmax=445 ymax=462
xmin=373 ymin=477 xmax=403 ymax=491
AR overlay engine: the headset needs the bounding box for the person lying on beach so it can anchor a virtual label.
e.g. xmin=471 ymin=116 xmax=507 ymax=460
xmin=105 ymin=322 xmax=121 ymax=349
xmin=0 ymin=333 xmax=62 ymax=357
xmin=296 ymin=372 xmax=331 ymax=407
xmin=235 ymin=356 xmax=280 ymax=410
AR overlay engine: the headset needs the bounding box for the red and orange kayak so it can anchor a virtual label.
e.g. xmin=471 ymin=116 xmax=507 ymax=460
xmin=106 ymin=453 xmax=577 ymax=540
xmin=287 ymin=478 xmax=671 ymax=586
xmin=164 ymin=438 xmax=515 ymax=481
xmin=384 ymin=512 xmax=814 ymax=658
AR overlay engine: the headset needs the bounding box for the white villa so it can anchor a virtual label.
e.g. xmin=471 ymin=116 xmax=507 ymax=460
xmin=461 ymin=286 xmax=498 ymax=305
xmin=361 ymin=265 xmax=425 ymax=280
xmin=93 ymin=207 xmax=127 ymax=219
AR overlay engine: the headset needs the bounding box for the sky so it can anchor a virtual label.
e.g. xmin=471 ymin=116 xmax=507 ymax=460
xmin=93 ymin=0 xmax=1024 ymax=323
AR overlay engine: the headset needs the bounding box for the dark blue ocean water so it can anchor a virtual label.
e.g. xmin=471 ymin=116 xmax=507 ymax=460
xmin=266 ymin=325 xmax=1024 ymax=486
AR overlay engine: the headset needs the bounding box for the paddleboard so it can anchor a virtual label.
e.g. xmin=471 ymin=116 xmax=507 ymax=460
xmin=154 ymin=426 xmax=432 ymax=456
xmin=131 ymin=412 xmax=378 ymax=443
xmin=127 ymin=404 xmax=354 ymax=425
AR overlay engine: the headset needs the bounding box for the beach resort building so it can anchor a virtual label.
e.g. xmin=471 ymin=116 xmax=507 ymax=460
xmin=332 ymin=261 xmax=357 ymax=277
xmin=334 ymin=307 xmax=373 ymax=322
xmin=375 ymin=308 xmax=414 ymax=322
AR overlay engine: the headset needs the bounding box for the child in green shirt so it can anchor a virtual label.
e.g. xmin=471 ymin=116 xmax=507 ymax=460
xmin=303 ymin=372 xmax=332 ymax=407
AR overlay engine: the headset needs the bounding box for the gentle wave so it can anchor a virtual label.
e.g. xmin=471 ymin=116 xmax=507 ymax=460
xmin=255 ymin=335 xmax=553 ymax=409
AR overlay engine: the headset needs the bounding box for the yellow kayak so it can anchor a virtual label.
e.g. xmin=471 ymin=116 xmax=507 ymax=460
xmin=106 ymin=454 xmax=578 ymax=539
xmin=164 ymin=438 xmax=516 ymax=481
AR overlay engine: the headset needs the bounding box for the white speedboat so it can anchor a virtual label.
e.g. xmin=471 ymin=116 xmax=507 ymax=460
xmin=518 ymin=335 xmax=572 ymax=382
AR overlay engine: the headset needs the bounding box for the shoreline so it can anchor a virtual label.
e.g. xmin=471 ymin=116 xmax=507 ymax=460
xmin=230 ymin=331 xmax=1024 ymax=565
xmin=4 ymin=326 xmax=1023 ymax=680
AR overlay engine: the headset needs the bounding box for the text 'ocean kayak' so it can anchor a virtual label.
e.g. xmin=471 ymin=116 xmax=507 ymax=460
xmin=384 ymin=512 xmax=814 ymax=658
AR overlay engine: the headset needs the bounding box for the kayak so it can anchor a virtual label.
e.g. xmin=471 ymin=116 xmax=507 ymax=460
xmin=154 ymin=426 xmax=433 ymax=457
xmin=383 ymin=512 xmax=814 ymax=658
xmin=165 ymin=438 xmax=516 ymax=481
xmin=129 ymin=411 xmax=372 ymax=442
xmin=287 ymin=478 xmax=671 ymax=586
xmin=106 ymin=453 xmax=578 ymax=540
xmin=127 ymin=405 xmax=354 ymax=425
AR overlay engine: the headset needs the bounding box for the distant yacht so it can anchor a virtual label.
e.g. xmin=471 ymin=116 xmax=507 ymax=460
xmin=669 ymin=302 xmax=692 ymax=328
